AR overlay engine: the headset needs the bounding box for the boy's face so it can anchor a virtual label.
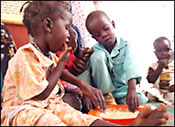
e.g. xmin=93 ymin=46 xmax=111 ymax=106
xmin=87 ymin=14 xmax=116 ymax=47
xmin=154 ymin=40 xmax=172 ymax=61
xmin=49 ymin=10 xmax=72 ymax=53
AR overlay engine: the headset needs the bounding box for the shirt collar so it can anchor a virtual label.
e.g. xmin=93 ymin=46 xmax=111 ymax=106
xmin=93 ymin=36 xmax=128 ymax=57
xmin=26 ymin=43 xmax=55 ymax=68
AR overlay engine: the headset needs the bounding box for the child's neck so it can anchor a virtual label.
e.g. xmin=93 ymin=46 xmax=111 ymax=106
xmin=31 ymin=41 xmax=51 ymax=59
xmin=104 ymin=39 xmax=117 ymax=54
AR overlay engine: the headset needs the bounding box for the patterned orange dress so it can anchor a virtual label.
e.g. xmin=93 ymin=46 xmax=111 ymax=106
xmin=1 ymin=42 xmax=98 ymax=126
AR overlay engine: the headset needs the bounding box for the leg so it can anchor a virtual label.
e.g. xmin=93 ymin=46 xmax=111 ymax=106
xmin=89 ymin=51 xmax=115 ymax=94
xmin=137 ymin=92 xmax=149 ymax=104
xmin=47 ymin=101 xmax=98 ymax=126
xmin=3 ymin=107 xmax=66 ymax=126
xmin=62 ymin=92 xmax=82 ymax=111
xmin=130 ymin=103 xmax=169 ymax=126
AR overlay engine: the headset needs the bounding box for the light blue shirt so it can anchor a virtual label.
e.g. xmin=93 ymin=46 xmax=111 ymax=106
xmin=78 ymin=36 xmax=148 ymax=104
xmin=92 ymin=37 xmax=141 ymax=98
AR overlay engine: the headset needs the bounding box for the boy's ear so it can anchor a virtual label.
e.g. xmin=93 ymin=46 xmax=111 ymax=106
xmin=111 ymin=20 xmax=115 ymax=28
xmin=43 ymin=18 xmax=53 ymax=32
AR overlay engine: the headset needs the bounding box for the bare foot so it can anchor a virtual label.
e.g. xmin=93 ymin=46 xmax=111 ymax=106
xmin=130 ymin=103 xmax=169 ymax=126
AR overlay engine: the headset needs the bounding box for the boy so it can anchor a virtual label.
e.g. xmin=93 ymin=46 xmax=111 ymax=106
xmin=79 ymin=10 xmax=148 ymax=112
xmin=146 ymin=37 xmax=174 ymax=104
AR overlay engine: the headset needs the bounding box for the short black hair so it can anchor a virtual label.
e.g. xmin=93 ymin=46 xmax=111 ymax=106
xmin=153 ymin=36 xmax=171 ymax=49
xmin=85 ymin=10 xmax=110 ymax=33
xmin=20 ymin=1 xmax=70 ymax=37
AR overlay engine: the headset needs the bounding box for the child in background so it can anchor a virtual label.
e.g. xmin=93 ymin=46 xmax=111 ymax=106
xmin=80 ymin=10 xmax=148 ymax=112
xmin=56 ymin=26 xmax=94 ymax=112
xmin=1 ymin=22 xmax=17 ymax=79
xmin=146 ymin=37 xmax=174 ymax=104
xmin=1 ymin=2 xmax=169 ymax=126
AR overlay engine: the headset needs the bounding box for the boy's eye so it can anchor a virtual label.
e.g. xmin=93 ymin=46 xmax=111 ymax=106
xmin=103 ymin=27 xmax=109 ymax=31
xmin=156 ymin=48 xmax=172 ymax=52
xmin=65 ymin=26 xmax=69 ymax=30
xmin=93 ymin=33 xmax=100 ymax=38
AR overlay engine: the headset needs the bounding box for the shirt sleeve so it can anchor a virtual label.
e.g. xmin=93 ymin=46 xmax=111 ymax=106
xmin=13 ymin=49 xmax=49 ymax=101
xmin=123 ymin=42 xmax=142 ymax=84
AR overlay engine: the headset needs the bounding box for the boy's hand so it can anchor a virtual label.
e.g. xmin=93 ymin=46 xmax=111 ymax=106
xmin=126 ymin=90 xmax=139 ymax=112
xmin=159 ymin=58 xmax=169 ymax=67
xmin=168 ymin=85 xmax=174 ymax=92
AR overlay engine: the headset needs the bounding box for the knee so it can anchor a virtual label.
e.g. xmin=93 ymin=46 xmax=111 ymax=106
xmin=90 ymin=51 xmax=106 ymax=64
xmin=62 ymin=93 xmax=82 ymax=111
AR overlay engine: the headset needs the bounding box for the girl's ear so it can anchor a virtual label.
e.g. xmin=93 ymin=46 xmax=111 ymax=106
xmin=111 ymin=20 xmax=115 ymax=28
xmin=43 ymin=18 xmax=53 ymax=32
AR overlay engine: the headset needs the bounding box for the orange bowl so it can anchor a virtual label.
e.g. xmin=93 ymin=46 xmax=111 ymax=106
xmin=88 ymin=104 xmax=143 ymax=125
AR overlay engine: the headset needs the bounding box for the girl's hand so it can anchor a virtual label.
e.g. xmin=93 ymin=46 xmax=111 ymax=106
xmin=82 ymin=95 xmax=93 ymax=113
xmin=71 ymin=59 xmax=87 ymax=75
xmin=70 ymin=48 xmax=93 ymax=76
xmin=79 ymin=81 xmax=106 ymax=111
xmin=78 ymin=48 xmax=94 ymax=60
xmin=59 ymin=43 xmax=72 ymax=62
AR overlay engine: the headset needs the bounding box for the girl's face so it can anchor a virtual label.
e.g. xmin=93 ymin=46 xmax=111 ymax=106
xmin=66 ymin=27 xmax=77 ymax=51
xmin=154 ymin=40 xmax=172 ymax=61
xmin=49 ymin=10 xmax=72 ymax=53
xmin=87 ymin=15 xmax=116 ymax=47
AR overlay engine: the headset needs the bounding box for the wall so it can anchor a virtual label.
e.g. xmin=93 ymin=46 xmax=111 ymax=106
xmin=4 ymin=23 xmax=29 ymax=49
xmin=1 ymin=1 xmax=29 ymax=49
xmin=97 ymin=1 xmax=174 ymax=89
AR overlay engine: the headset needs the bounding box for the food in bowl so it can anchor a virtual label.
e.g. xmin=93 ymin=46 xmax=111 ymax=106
xmin=88 ymin=104 xmax=143 ymax=125
xmin=99 ymin=108 xmax=139 ymax=119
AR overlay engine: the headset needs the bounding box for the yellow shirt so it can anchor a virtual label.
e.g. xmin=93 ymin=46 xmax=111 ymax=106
xmin=1 ymin=42 xmax=98 ymax=126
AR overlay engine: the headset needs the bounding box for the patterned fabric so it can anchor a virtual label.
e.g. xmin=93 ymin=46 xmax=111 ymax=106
xmin=146 ymin=60 xmax=174 ymax=103
xmin=1 ymin=43 xmax=98 ymax=126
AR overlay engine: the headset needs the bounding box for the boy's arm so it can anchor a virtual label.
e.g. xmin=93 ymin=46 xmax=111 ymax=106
xmin=146 ymin=61 xmax=166 ymax=83
xmin=126 ymin=78 xmax=139 ymax=112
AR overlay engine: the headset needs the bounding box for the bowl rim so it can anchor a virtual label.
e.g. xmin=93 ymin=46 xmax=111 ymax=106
xmin=88 ymin=104 xmax=143 ymax=121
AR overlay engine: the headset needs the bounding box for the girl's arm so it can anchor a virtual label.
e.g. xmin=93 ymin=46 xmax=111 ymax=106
xmin=34 ymin=44 xmax=71 ymax=100
xmin=60 ymin=70 xmax=106 ymax=110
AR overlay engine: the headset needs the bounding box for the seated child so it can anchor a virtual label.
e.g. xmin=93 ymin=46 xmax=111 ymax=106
xmin=78 ymin=10 xmax=148 ymax=112
xmin=1 ymin=22 xmax=17 ymax=109
xmin=56 ymin=26 xmax=94 ymax=112
xmin=1 ymin=1 xmax=169 ymax=126
xmin=146 ymin=37 xmax=174 ymax=104
xmin=1 ymin=22 xmax=17 ymax=79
